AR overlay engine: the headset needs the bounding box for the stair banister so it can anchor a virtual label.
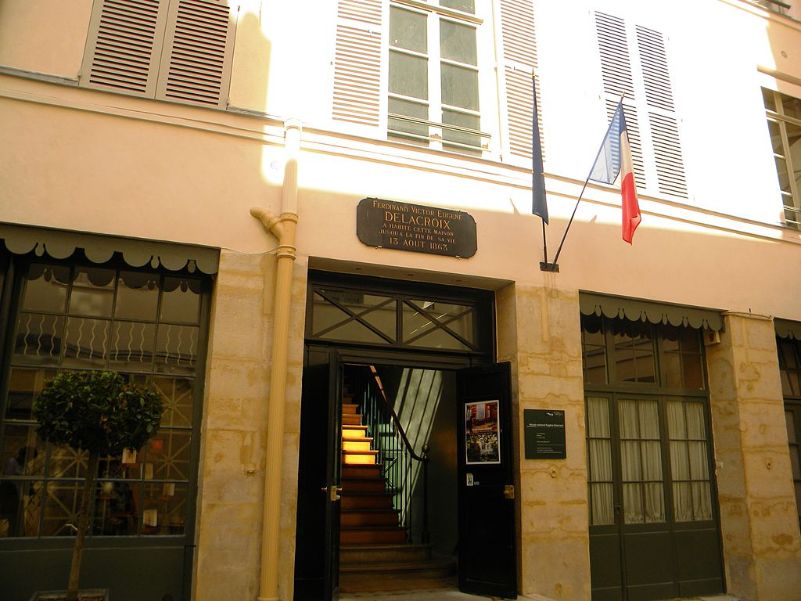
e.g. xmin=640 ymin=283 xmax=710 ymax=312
xmin=364 ymin=365 xmax=430 ymax=544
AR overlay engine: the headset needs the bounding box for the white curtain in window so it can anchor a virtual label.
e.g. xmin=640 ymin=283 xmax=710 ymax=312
xmin=668 ymin=401 xmax=712 ymax=521
xmin=588 ymin=397 xmax=614 ymax=525
xmin=619 ymin=400 xmax=664 ymax=523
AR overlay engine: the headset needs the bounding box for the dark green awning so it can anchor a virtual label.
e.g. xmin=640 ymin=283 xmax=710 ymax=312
xmin=0 ymin=222 xmax=218 ymax=274
xmin=580 ymin=291 xmax=724 ymax=331
xmin=775 ymin=319 xmax=801 ymax=340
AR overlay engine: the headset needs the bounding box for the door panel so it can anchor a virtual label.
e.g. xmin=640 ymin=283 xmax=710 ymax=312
xmin=623 ymin=529 xmax=674 ymax=600
xmin=674 ymin=526 xmax=725 ymax=596
xmin=588 ymin=392 xmax=723 ymax=601
xmin=456 ymin=363 xmax=517 ymax=599
xmin=589 ymin=530 xmax=623 ymax=601
xmin=293 ymin=347 xmax=341 ymax=601
xmin=324 ymin=354 xmax=343 ymax=597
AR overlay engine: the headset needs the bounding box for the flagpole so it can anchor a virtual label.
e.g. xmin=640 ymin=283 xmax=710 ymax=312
xmin=543 ymin=99 xmax=624 ymax=270
xmin=541 ymin=219 xmax=548 ymax=265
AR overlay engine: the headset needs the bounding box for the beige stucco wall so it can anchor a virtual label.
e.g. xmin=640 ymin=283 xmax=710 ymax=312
xmin=0 ymin=0 xmax=92 ymax=78
xmin=707 ymin=313 xmax=801 ymax=601
xmin=497 ymin=283 xmax=590 ymax=601
xmin=195 ymin=249 xmax=307 ymax=601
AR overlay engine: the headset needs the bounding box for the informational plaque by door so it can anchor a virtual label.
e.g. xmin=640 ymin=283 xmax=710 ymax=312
xmin=357 ymin=197 xmax=477 ymax=258
xmin=524 ymin=409 xmax=566 ymax=459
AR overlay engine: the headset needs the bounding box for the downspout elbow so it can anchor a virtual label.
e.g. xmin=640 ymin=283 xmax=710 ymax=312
xmin=250 ymin=207 xmax=284 ymax=240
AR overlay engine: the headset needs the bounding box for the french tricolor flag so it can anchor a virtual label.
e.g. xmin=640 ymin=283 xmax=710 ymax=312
xmin=589 ymin=102 xmax=642 ymax=244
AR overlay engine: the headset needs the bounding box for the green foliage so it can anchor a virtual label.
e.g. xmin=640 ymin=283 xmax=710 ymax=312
xmin=34 ymin=371 xmax=163 ymax=457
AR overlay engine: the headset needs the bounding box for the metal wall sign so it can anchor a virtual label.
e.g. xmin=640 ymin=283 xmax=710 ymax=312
xmin=356 ymin=197 xmax=477 ymax=258
xmin=524 ymin=409 xmax=566 ymax=459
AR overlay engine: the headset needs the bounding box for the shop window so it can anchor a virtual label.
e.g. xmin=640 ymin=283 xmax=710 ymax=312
xmin=80 ymin=0 xmax=237 ymax=108
xmin=777 ymin=336 xmax=801 ymax=523
xmin=0 ymin=260 xmax=209 ymax=539
xmin=580 ymin=315 xmax=706 ymax=389
xmin=762 ymin=88 xmax=801 ymax=229
xmin=582 ymin=315 xmax=714 ymax=527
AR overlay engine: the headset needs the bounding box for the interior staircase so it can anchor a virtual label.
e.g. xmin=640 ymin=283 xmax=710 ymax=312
xmin=338 ymin=391 xmax=455 ymax=593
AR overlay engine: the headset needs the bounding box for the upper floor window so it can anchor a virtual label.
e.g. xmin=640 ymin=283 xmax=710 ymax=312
xmin=332 ymin=0 xmax=539 ymax=162
xmin=762 ymin=88 xmax=801 ymax=228
xmin=81 ymin=0 xmax=236 ymax=108
xmin=752 ymin=0 xmax=797 ymax=18
xmin=388 ymin=1 xmax=483 ymax=153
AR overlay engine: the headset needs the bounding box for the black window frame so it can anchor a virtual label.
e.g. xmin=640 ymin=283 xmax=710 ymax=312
xmin=0 ymin=247 xmax=212 ymax=547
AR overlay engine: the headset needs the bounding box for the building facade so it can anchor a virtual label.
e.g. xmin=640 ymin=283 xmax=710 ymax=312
xmin=1 ymin=1 xmax=801 ymax=600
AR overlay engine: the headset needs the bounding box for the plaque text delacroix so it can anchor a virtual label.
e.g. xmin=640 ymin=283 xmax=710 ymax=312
xmin=356 ymin=198 xmax=477 ymax=258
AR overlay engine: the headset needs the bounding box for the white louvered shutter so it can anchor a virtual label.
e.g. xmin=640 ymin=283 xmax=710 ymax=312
xmin=81 ymin=0 xmax=170 ymax=96
xmin=594 ymin=11 xmax=646 ymax=188
xmin=594 ymin=11 xmax=688 ymax=199
xmin=636 ymin=26 xmax=687 ymax=198
xmin=81 ymin=0 xmax=236 ymax=108
xmin=332 ymin=0 xmax=383 ymax=127
xmin=156 ymin=0 xmax=237 ymax=108
xmin=499 ymin=0 xmax=543 ymax=160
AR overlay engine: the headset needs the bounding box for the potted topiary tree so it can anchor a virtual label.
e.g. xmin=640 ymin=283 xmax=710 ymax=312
xmin=31 ymin=370 xmax=163 ymax=601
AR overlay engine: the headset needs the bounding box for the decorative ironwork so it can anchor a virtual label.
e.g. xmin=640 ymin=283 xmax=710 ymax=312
xmin=310 ymin=282 xmax=485 ymax=354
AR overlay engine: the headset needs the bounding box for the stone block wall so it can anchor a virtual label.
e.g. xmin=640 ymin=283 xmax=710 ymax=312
xmin=706 ymin=312 xmax=801 ymax=601
xmin=496 ymin=283 xmax=591 ymax=601
xmin=193 ymin=250 xmax=308 ymax=601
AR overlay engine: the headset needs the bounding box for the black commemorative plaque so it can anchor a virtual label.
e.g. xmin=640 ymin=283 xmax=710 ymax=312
xmin=357 ymin=197 xmax=477 ymax=258
xmin=524 ymin=409 xmax=566 ymax=459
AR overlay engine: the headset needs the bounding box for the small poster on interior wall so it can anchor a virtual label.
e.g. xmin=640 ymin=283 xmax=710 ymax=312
xmin=465 ymin=400 xmax=501 ymax=465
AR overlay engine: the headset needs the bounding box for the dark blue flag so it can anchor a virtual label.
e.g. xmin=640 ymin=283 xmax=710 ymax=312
xmin=531 ymin=76 xmax=548 ymax=224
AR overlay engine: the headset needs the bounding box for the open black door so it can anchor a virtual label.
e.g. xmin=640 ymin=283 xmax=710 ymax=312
xmin=293 ymin=347 xmax=342 ymax=601
xmin=456 ymin=362 xmax=517 ymax=598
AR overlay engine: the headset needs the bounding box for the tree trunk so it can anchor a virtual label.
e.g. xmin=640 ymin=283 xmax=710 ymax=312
xmin=66 ymin=452 xmax=100 ymax=601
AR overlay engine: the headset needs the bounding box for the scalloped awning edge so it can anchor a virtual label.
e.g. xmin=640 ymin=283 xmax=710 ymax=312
xmin=579 ymin=291 xmax=724 ymax=332
xmin=775 ymin=318 xmax=801 ymax=340
xmin=0 ymin=222 xmax=219 ymax=275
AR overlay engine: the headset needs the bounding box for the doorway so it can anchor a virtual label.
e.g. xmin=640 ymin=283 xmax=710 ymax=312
xmin=582 ymin=314 xmax=724 ymax=600
xmin=292 ymin=272 xmax=517 ymax=600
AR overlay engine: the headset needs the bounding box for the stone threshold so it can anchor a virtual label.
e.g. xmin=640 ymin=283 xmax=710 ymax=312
xmin=339 ymin=591 xmax=741 ymax=601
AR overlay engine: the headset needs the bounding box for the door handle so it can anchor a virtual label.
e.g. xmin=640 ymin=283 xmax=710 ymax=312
xmin=321 ymin=485 xmax=342 ymax=502
xmin=504 ymin=484 xmax=515 ymax=500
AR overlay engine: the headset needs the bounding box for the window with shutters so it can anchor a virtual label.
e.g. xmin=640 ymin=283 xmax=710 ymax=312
xmin=499 ymin=0 xmax=544 ymax=163
xmin=80 ymin=0 xmax=236 ymax=109
xmin=762 ymin=88 xmax=801 ymax=229
xmin=594 ymin=12 xmax=688 ymax=199
xmin=332 ymin=0 xmax=539 ymax=160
